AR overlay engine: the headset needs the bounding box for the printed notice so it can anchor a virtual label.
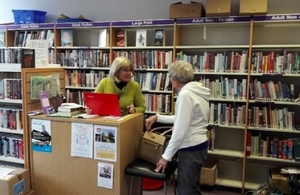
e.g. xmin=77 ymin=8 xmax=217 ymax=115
xmin=27 ymin=39 xmax=49 ymax=67
xmin=98 ymin=162 xmax=114 ymax=189
xmin=71 ymin=123 xmax=93 ymax=158
xmin=94 ymin=125 xmax=117 ymax=162
xmin=31 ymin=119 xmax=52 ymax=152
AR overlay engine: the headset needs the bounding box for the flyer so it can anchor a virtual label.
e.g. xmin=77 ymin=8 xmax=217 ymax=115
xmin=94 ymin=125 xmax=117 ymax=162
xmin=31 ymin=119 xmax=52 ymax=152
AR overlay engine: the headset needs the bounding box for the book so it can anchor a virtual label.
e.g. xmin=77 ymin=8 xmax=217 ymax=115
xmin=58 ymin=103 xmax=83 ymax=112
xmin=154 ymin=29 xmax=164 ymax=46
xmin=61 ymin=29 xmax=73 ymax=47
xmin=50 ymin=110 xmax=82 ymax=118
xmin=136 ymin=29 xmax=147 ymax=47
xmin=116 ymin=30 xmax=126 ymax=47
xmin=98 ymin=29 xmax=108 ymax=47
xmin=0 ymin=31 xmax=4 ymax=47
xmin=20 ymin=49 xmax=35 ymax=68
xmin=39 ymin=91 xmax=56 ymax=115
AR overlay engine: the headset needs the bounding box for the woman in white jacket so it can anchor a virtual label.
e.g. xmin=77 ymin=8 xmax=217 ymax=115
xmin=145 ymin=60 xmax=210 ymax=195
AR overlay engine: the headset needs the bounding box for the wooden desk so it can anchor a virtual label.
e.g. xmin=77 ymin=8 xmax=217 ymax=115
xmin=26 ymin=190 xmax=36 ymax=195
xmin=29 ymin=114 xmax=143 ymax=195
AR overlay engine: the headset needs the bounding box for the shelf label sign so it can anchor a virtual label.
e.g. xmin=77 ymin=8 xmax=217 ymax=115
xmin=131 ymin=20 xmax=153 ymax=26
xmin=71 ymin=22 xmax=93 ymax=27
xmin=178 ymin=16 xmax=250 ymax=24
xmin=20 ymin=24 xmax=40 ymax=28
xmin=254 ymin=14 xmax=300 ymax=21
xmin=112 ymin=19 xmax=174 ymax=27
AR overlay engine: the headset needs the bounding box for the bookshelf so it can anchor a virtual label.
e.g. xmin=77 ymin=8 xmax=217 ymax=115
xmin=174 ymin=16 xmax=251 ymax=193
xmin=1 ymin=13 xmax=300 ymax=194
xmin=55 ymin=21 xmax=111 ymax=104
xmin=110 ymin=19 xmax=175 ymax=114
xmin=0 ymin=63 xmax=24 ymax=167
xmin=244 ymin=14 xmax=300 ymax=191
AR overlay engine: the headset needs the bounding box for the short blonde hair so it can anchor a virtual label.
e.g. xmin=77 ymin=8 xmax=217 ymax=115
xmin=169 ymin=60 xmax=194 ymax=84
xmin=109 ymin=57 xmax=134 ymax=82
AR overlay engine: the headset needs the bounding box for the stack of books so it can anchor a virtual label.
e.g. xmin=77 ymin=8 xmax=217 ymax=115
xmin=54 ymin=103 xmax=84 ymax=117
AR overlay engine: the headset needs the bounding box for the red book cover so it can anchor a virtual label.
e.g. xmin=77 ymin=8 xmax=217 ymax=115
xmin=21 ymin=49 xmax=35 ymax=68
xmin=18 ymin=139 xmax=24 ymax=159
xmin=116 ymin=30 xmax=125 ymax=47
xmin=287 ymin=139 xmax=294 ymax=160
xmin=269 ymin=52 xmax=275 ymax=73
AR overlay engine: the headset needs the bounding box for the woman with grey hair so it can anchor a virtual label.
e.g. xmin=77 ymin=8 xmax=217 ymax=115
xmin=87 ymin=56 xmax=145 ymax=115
xmin=145 ymin=60 xmax=210 ymax=195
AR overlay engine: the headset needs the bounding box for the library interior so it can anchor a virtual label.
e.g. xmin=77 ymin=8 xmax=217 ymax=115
xmin=1 ymin=0 xmax=300 ymax=195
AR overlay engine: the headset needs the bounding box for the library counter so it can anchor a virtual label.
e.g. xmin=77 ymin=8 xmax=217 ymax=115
xmin=29 ymin=113 xmax=144 ymax=195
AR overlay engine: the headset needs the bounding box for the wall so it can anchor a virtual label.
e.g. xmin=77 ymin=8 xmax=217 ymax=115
xmin=1 ymin=0 xmax=300 ymax=24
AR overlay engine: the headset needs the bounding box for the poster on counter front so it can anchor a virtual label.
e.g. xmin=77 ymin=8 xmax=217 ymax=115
xmin=71 ymin=122 xmax=93 ymax=158
xmin=97 ymin=162 xmax=114 ymax=189
xmin=31 ymin=119 xmax=52 ymax=152
xmin=94 ymin=125 xmax=117 ymax=162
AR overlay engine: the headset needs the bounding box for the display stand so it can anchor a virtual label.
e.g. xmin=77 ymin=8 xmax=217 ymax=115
xmin=21 ymin=68 xmax=65 ymax=169
xmin=29 ymin=113 xmax=143 ymax=195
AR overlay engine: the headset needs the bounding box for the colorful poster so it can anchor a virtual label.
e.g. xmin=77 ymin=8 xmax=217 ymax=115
xmin=71 ymin=122 xmax=93 ymax=158
xmin=31 ymin=119 xmax=52 ymax=152
xmin=97 ymin=162 xmax=114 ymax=189
xmin=94 ymin=125 xmax=117 ymax=162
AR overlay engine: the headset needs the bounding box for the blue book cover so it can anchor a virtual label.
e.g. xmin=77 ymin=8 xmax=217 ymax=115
xmin=61 ymin=29 xmax=73 ymax=47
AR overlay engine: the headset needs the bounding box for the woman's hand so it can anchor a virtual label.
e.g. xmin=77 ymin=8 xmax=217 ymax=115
xmin=155 ymin=158 xmax=168 ymax=173
xmin=127 ymin=104 xmax=136 ymax=114
xmin=145 ymin=115 xmax=158 ymax=131
xmin=85 ymin=107 xmax=92 ymax=114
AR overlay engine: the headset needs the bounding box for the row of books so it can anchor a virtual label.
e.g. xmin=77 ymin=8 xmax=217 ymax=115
xmin=13 ymin=29 xmax=54 ymax=48
xmin=251 ymin=51 xmax=300 ymax=74
xmin=176 ymin=51 xmax=248 ymax=73
xmin=200 ymin=77 xmax=247 ymax=100
xmin=113 ymin=50 xmax=173 ymax=69
xmin=0 ymin=79 xmax=22 ymax=100
xmin=116 ymin=29 xmax=164 ymax=47
xmin=249 ymin=106 xmax=295 ymax=130
xmin=250 ymin=80 xmax=295 ymax=101
xmin=0 ymin=108 xmax=23 ymax=131
xmin=66 ymin=89 xmax=92 ymax=105
xmin=57 ymin=50 xmax=110 ymax=68
xmin=144 ymin=94 xmax=172 ymax=114
xmin=0 ymin=133 xmax=24 ymax=159
xmin=65 ymin=70 xmax=107 ymax=88
xmin=135 ymin=72 xmax=171 ymax=91
xmin=209 ymin=103 xmax=247 ymax=127
xmin=0 ymin=48 xmax=35 ymax=64
xmin=247 ymin=133 xmax=295 ymax=160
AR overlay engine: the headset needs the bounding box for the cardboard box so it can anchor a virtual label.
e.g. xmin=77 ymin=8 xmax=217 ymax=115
xmin=239 ymin=0 xmax=268 ymax=15
xmin=269 ymin=169 xmax=291 ymax=194
xmin=206 ymin=0 xmax=231 ymax=17
xmin=200 ymin=159 xmax=218 ymax=186
xmin=169 ymin=1 xmax=205 ymax=19
xmin=0 ymin=168 xmax=30 ymax=195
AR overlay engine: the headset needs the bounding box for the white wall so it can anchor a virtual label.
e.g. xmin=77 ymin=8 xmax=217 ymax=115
xmin=1 ymin=0 xmax=300 ymax=24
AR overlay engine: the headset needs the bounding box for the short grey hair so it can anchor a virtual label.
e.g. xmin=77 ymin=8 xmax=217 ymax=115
xmin=109 ymin=57 xmax=134 ymax=82
xmin=168 ymin=60 xmax=194 ymax=84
